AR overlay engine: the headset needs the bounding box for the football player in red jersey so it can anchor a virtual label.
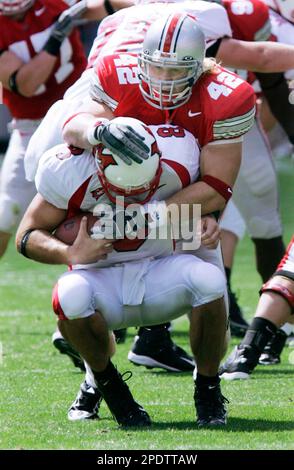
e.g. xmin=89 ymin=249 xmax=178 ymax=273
xmin=62 ymin=12 xmax=256 ymax=426
xmin=0 ymin=0 xmax=87 ymax=259
xmin=0 ymin=0 xmax=134 ymax=260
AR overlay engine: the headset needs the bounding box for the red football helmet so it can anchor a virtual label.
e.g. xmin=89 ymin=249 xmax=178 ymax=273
xmin=95 ymin=117 xmax=162 ymax=206
xmin=0 ymin=0 xmax=35 ymax=15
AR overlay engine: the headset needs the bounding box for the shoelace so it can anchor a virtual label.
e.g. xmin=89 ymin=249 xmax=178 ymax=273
xmin=102 ymin=370 xmax=145 ymax=422
xmin=197 ymin=390 xmax=229 ymax=416
xmin=74 ymin=385 xmax=101 ymax=409
xmin=121 ymin=370 xmax=133 ymax=382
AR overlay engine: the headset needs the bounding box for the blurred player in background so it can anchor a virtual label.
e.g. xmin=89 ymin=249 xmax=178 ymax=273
xmin=220 ymin=235 xmax=294 ymax=379
xmin=0 ymin=0 xmax=133 ymax=260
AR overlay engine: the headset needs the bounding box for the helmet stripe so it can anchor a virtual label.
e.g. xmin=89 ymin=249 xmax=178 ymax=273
xmin=159 ymin=13 xmax=185 ymax=54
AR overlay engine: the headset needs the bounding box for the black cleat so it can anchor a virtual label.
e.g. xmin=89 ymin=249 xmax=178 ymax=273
xmin=219 ymin=345 xmax=256 ymax=380
xmin=52 ymin=332 xmax=85 ymax=372
xmin=259 ymin=329 xmax=287 ymax=365
xmin=128 ymin=327 xmax=194 ymax=372
xmin=68 ymin=381 xmax=102 ymax=421
xmin=194 ymin=383 xmax=229 ymax=427
xmin=113 ymin=328 xmax=127 ymax=344
xmin=228 ymin=289 xmax=249 ymax=338
xmin=95 ymin=368 xmax=151 ymax=428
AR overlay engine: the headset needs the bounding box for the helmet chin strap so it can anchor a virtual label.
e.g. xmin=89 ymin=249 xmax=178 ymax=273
xmin=173 ymin=86 xmax=190 ymax=102
xmin=167 ymin=75 xmax=197 ymax=103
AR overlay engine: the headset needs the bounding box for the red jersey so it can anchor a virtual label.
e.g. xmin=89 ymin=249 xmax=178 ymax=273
xmin=221 ymin=0 xmax=273 ymax=41
xmin=91 ymin=53 xmax=256 ymax=148
xmin=0 ymin=0 xmax=86 ymax=119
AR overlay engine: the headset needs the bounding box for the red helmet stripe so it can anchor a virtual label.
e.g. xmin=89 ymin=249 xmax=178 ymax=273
xmin=160 ymin=13 xmax=184 ymax=54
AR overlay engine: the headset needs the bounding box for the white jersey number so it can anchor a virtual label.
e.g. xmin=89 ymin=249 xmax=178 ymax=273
xmin=231 ymin=0 xmax=254 ymax=15
xmin=207 ymin=71 xmax=243 ymax=100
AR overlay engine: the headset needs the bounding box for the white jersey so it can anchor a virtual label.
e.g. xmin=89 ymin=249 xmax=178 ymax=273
xmin=35 ymin=124 xmax=200 ymax=268
xmin=88 ymin=1 xmax=232 ymax=66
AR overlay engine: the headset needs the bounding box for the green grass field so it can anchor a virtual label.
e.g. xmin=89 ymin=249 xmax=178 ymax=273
xmin=0 ymin=159 xmax=293 ymax=450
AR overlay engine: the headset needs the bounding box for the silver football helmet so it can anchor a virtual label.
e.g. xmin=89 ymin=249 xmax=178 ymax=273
xmin=0 ymin=0 xmax=34 ymax=15
xmin=265 ymin=0 xmax=294 ymax=23
xmin=138 ymin=12 xmax=205 ymax=110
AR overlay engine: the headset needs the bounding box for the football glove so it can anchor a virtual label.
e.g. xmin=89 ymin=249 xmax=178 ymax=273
xmin=87 ymin=121 xmax=150 ymax=165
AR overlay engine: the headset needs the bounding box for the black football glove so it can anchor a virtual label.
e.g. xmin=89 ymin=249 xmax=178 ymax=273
xmin=92 ymin=121 xmax=150 ymax=165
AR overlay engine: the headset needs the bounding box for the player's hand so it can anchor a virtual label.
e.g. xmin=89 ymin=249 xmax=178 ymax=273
xmin=67 ymin=216 xmax=114 ymax=264
xmin=58 ymin=1 xmax=88 ymax=23
xmin=50 ymin=1 xmax=87 ymax=44
xmin=91 ymin=121 xmax=150 ymax=165
xmin=201 ymin=215 xmax=220 ymax=249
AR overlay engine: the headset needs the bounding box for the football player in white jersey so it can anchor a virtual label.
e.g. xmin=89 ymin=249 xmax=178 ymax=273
xmin=220 ymin=234 xmax=294 ymax=379
xmin=16 ymin=117 xmax=229 ymax=427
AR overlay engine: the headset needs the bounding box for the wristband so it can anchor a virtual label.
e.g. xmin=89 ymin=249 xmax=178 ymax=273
xmin=8 ymin=70 xmax=21 ymax=95
xmin=104 ymin=0 xmax=115 ymax=15
xmin=19 ymin=229 xmax=35 ymax=259
xmin=43 ymin=36 xmax=62 ymax=56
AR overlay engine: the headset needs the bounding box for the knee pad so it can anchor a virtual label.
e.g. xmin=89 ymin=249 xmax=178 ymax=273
xmin=52 ymin=273 xmax=95 ymax=320
xmin=0 ymin=196 xmax=21 ymax=233
xmin=261 ymin=278 xmax=294 ymax=314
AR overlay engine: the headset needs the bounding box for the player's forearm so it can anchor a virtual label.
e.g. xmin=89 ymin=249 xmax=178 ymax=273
xmin=166 ymin=181 xmax=227 ymax=218
xmin=14 ymin=51 xmax=57 ymax=97
xmin=63 ymin=113 xmax=102 ymax=149
xmin=0 ymin=51 xmax=23 ymax=89
xmin=254 ymin=42 xmax=294 ymax=73
xmin=16 ymin=229 xmax=71 ymax=265
xmin=83 ymin=0 xmax=108 ymax=20
xmin=110 ymin=0 xmax=135 ymax=9
xmin=218 ymin=39 xmax=294 ymax=73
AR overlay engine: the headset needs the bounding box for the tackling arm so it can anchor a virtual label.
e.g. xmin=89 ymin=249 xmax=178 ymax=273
xmin=165 ymin=140 xmax=242 ymax=217
xmin=62 ymin=98 xmax=115 ymax=149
